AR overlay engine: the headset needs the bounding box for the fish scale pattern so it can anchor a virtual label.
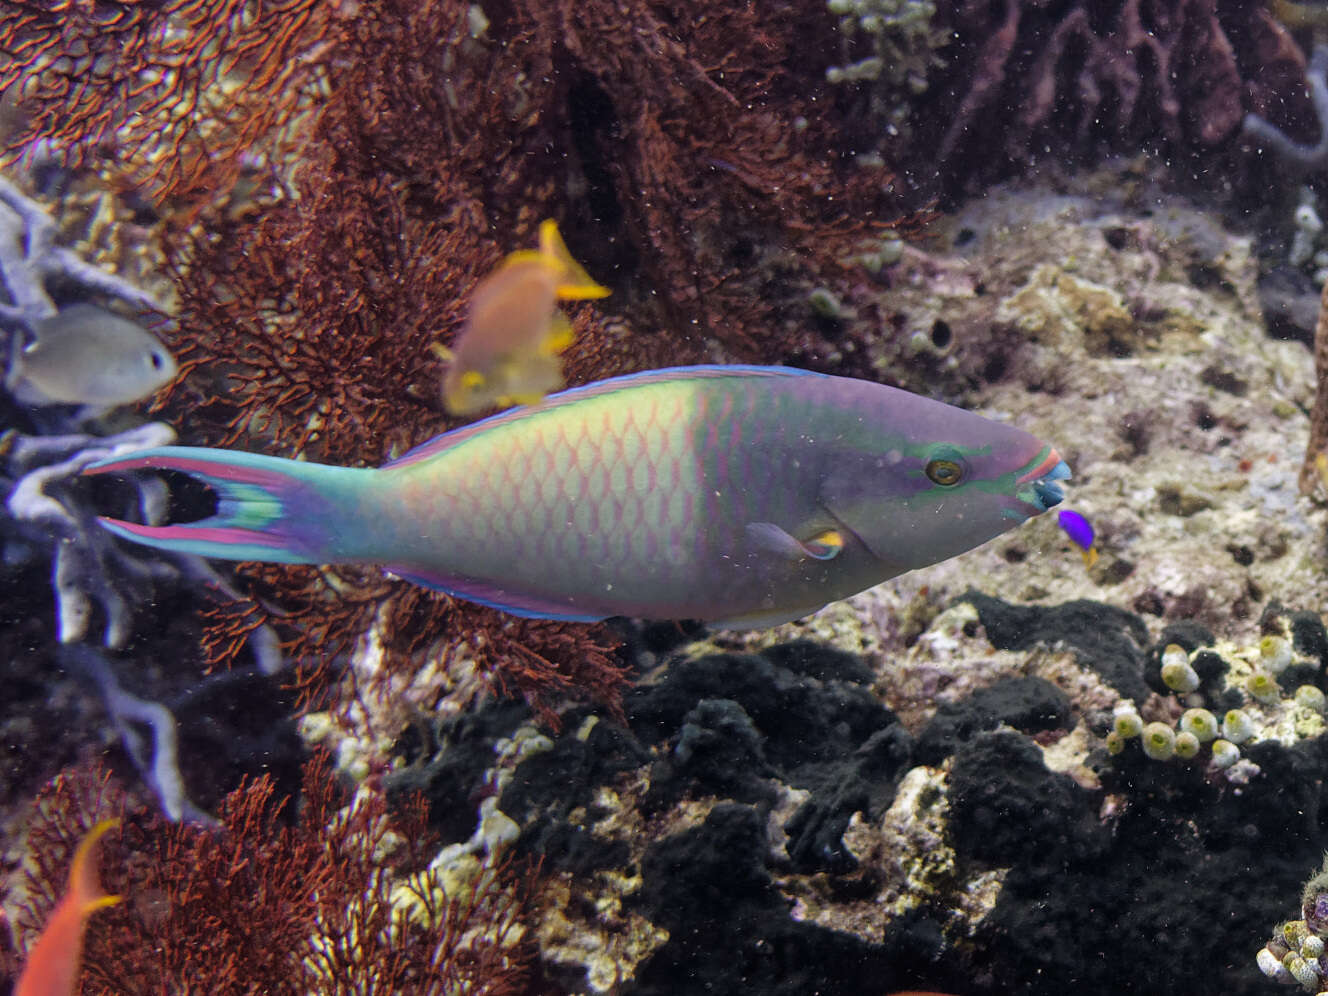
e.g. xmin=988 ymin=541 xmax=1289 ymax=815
xmin=390 ymin=379 xmax=706 ymax=610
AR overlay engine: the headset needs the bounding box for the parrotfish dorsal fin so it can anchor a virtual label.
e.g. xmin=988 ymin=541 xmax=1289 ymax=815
xmin=383 ymin=364 xmax=825 ymax=470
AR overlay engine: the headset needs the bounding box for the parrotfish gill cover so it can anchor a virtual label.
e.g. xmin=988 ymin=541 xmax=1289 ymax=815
xmin=89 ymin=365 xmax=1068 ymax=629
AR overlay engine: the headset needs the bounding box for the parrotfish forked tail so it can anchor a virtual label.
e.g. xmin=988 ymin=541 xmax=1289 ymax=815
xmin=86 ymin=365 xmax=1069 ymax=629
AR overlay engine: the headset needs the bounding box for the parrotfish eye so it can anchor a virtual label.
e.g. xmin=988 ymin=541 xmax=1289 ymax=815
xmin=925 ymin=458 xmax=964 ymax=486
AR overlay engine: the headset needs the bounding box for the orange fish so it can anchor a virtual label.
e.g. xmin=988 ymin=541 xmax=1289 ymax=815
xmin=17 ymin=819 xmax=122 ymax=996
xmin=438 ymin=219 xmax=609 ymax=415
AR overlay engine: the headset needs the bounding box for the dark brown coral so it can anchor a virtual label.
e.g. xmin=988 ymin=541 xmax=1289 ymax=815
xmin=5 ymin=755 xmax=533 ymax=995
xmin=920 ymin=0 xmax=1310 ymax=195
xmin=1300 ymin=275 xmax=1328 ymax=496
xmin=529 ymin=1 xmax=894 ymax=349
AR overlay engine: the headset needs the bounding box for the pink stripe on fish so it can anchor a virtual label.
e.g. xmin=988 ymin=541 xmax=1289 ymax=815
xmin=97 ymin=516 xmax=286 ymax=550
xmin=88 ymin=454 xmax=295 ymax=491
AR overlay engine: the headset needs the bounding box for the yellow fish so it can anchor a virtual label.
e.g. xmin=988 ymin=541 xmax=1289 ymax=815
xmin=439 ymin=220 xmax=609 ymax=415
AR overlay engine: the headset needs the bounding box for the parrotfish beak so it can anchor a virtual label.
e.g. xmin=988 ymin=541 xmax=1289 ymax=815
xmin=1015 ymin=448 xmax=1071 ymax=514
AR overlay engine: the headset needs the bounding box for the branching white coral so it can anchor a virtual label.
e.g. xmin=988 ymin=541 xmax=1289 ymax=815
xmin=63 ymin=641 xmax=217 ymax=824
xmin=5 ymin=421 xmax=178 ymax=645
xmin=3 ymin=423 xmax=282 ymax=672
xmin=0 ymin=175 xmax=166 ymax=325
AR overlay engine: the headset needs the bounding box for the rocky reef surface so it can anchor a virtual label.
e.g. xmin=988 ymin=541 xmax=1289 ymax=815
xmin=372 ymin=166 xmax=1328 ymax=995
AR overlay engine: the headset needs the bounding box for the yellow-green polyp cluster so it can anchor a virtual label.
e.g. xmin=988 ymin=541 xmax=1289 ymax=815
xmin=1109 ymin=699 xmax=1239 ymax=768
xmin=1258 ymin=919 xmax=1328 ymax=990
xmin=1160 ymin=643 xmax=1200 ymax=693
xmin=1109 ymin=635 xmax=1327 ymax=771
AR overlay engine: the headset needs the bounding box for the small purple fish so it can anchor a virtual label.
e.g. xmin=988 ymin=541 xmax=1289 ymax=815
xmin=1058 ymin=509 xmax=1098 ymax=568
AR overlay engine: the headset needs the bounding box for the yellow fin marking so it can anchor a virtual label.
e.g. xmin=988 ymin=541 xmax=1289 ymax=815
xmin=541 ymin=313 xmax=576 ymax=356
xmin=538 ymin=220 xmax=611 ymax=300
xmin=804 ymin=529 xmax=844 ymax=561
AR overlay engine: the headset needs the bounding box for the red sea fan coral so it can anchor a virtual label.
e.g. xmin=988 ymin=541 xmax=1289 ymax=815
xmin=3 ymin=0 xmax=912 ymax=721
xmin=7 ymin=755 xmax=534 ymax=995
xmin=203 ymin=560 xmax=627 ymax=728
xmin=0 ymin=0 xmax=340 ymax=212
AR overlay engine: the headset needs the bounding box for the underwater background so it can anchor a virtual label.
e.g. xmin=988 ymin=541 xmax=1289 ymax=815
xmin=4 ymin=0 xmax=1328 ymax=993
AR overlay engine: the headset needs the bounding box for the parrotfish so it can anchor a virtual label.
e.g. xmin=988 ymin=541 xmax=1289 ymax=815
xmin=87 ymin=365 xmax=1069 ymax=628
xmin=7 ymin=303 xmax=176 ymax=408
xmin=1057 ymin=508 xmax=1098 ymax=568
xmin=437 ymin=219 xmax=610 ymax=415
xmin=16 ymin=819 xmax=121 ymax=996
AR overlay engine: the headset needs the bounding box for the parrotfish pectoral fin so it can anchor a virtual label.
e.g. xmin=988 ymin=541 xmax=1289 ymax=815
xmin=85 ymin=446 xmax=362 ymax=564
xmin=746 ymin=522 xmax=843 ymax=561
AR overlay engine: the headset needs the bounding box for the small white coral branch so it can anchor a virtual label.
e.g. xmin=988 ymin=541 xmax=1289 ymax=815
xmin=6 ymin=422 xmax=177 ymax=645
xmin=63 ymin=643 xmax=217 ymax=824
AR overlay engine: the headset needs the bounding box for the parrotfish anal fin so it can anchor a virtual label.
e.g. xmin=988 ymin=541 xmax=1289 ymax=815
xmin=383 ymin=364 xmax=826 ymax=469
xmin=384 ymin=565 xmax=607 ymax=622
xmin=711 ymin=603 xmax=826 ymax=629
xmin=745 ymin=522 xmax=843 ymax=561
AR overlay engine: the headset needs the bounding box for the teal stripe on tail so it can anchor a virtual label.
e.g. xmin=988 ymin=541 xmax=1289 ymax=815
xmin=85 ymin=446 xmax=366 ymax=563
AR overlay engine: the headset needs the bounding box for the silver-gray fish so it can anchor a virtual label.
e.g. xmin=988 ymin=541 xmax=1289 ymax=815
xmin=8 ymin=303 xmax=176 ymax=407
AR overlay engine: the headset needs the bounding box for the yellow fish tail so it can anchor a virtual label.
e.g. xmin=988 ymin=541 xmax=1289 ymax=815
xmin=537 ymin=219 xmax=611 ymax=300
